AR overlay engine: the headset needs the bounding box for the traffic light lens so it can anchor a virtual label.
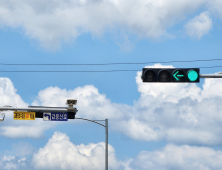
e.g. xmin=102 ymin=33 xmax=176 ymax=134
xmin=158 ymin=70 xmax=170 ymax=82
xmin=172 ymin=70 xmax=185 ymax=82
xmin=187 ymin=70 xmax=198 ymax=81
xmin=144 ymin=70 xmax=156 ymax=82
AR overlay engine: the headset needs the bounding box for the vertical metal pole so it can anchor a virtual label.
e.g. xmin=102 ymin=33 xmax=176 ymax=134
xmin=105 ymin=119 xmax=108 ymax=170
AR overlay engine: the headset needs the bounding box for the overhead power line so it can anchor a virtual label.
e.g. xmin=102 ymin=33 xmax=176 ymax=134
xmin=1 ymin=66 xmax=222 ymax=73
xmin=1 ymin=58 xmax=222 ymax=66
xmin=0 ymin=70 xmax=138 ymax=72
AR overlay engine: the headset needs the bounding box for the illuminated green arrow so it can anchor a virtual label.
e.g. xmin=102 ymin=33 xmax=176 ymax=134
xmin=173 ymin=71 xmax=184 ymax=81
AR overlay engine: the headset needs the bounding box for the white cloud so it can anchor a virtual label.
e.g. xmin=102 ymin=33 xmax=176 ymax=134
xmin=2 ymin=133 xmax=222 ymax=170
xmin=31 ymin=133 xmax=222 ymax=170
xmin=0 ymin=154 xmax=29 ymax=170
xmin=32 ymin=85 xmax=130 ymax=120
xmin=1 ymin=132 xmax=122 ymax=169
xmin=185 ymin=11 xmax=212 ymax=39
xmin=117 ymin=66 xmax=222 ymax=145
xmin=127 ymin=144 xmax=222 ymax=170
xmin=207 ymin=0 xmax=222 ymax=18
xmin=31 ymin=131 xmax=121 ymax=170
xmin=0 ymin=78 xmax=28 ymax=107
xmin=0 ymin=78 xmax=56 ymax=139
xmin=0 ymin=0 xmax=211 ymax=49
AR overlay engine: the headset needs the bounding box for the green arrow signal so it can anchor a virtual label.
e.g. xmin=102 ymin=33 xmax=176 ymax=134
xmin=173 ymin=71 xmax=184 ymax=81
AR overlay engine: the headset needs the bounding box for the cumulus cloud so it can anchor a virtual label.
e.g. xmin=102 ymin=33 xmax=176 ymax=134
xmin=32 ymin=85 xmax=131 ymax=120
xmin=116 ymin=64 xmax=222 ymax=145
xmin=0 ymin=0 xmax=213 ymax=49
xmin=29 ymin=133 xmax=222 ymax=170
xmin=0 ymin=78 xmax=56 ymax=139
xmin=31 ymin=131 xmax=121 ymax=170
xmin=0 ymin=132 xmax=121 ymax=170
xmin=0 ymin=78 xmax=28 ymax=107
xmin=2 ymin=133 xmax=222 ymax=170
xmin=185 ymin=11 xmax=212 ymax=39
xmin=127 ymin=144 xmax=222 ymax=170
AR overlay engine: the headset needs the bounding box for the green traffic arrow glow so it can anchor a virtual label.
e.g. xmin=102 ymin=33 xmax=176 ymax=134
xmin=173 ymin=71 xmax=179 ymax=81
xmin=188 ymin=70 xmax=198 ymax=81
xmin=173 ymin=71 xmax=184 ymax=81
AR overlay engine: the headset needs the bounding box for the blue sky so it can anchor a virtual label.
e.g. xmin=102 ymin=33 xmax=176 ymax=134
xmin=1 ymin=0 xmax=222 ymax=169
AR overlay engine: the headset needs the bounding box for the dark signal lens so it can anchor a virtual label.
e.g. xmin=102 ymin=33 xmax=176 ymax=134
xmin=158 ymin=70 xmax=171 ymax=82
xmin=143 ymin=70 xmax=156 ymax=82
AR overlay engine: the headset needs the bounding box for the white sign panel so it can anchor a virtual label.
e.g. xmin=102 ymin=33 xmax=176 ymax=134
xmin=43 ymin=112 xmax=51 ymax=121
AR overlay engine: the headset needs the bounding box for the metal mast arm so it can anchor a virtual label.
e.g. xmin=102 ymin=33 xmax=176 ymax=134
xmin=75 ymin=117 xmax=105 ymax=127
xmin=200 ymin=73 xmax=222 ymax=78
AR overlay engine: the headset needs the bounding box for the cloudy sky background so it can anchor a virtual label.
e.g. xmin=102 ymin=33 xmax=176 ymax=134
xmin=1 ymin=0 xmax=222 ymax=169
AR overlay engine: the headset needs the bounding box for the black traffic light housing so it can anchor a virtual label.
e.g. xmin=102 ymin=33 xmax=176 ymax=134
xmin=142 ymin=68 xmax=199 ymax=83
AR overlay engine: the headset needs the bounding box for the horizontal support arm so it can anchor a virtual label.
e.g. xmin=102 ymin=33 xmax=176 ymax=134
xmin=200 ymin=74 xmax=222 ymax=78
xmin=0 ymin=107 xmax=77 ymax=112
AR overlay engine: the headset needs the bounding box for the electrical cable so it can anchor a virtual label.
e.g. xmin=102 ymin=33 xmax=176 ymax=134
xmin=0 ymin=66 xmax=222 ymax=72
xmin=0 ymin=70 xmax=138 ymax=72
xmin=1 ymin=58 xmax=222 ymax=66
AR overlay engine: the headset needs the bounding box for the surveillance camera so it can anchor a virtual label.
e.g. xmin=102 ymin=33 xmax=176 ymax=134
xmin=66 ymin=99 xmax=77 ymax=105
xmin=0 ymin=113 xmax=5 ymax=121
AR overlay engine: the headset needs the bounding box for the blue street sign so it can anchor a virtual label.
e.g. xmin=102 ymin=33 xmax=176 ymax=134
xmin=51 ymin=112 xmax=68 ymax=121
xmin=43 ymin=112 xmax=68 ymax=121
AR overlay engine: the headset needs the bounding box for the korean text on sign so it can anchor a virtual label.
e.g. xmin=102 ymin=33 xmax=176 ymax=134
xmin=51 ymin=112 xmax=68 ymax=121
xmin=14 ymin=111 xmax=35 ymax=120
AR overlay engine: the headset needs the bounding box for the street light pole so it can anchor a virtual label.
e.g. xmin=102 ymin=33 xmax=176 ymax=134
xmin=75 ymin=117 xmax=108 ymax=170
xmin=105 ymin=119 xmax=108 ymax=170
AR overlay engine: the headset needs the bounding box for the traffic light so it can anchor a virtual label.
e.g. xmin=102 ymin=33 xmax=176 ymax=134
xmin=142 ymin=68 xmax=199 ymax=83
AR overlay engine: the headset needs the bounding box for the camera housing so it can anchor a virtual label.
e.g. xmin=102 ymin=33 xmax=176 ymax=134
xmin=67 ymin=99 xmax=77 ymax=110
xmin=66 ymin=99 xmax=77 ymax=105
